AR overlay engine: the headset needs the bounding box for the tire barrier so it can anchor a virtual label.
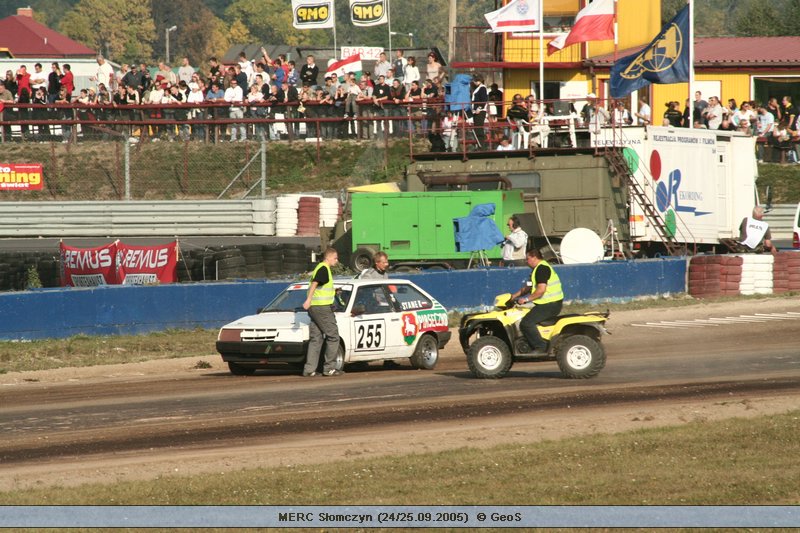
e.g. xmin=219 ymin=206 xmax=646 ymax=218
xmin=687 ymin=252 xmax=800 ymax=298
xmin=276 ymin=194 xmax=342 ymax=238
xmin=176 ymin=243 xmax=313 ymax=282
xmin=0 ymin=251 xmax=61 ymax=291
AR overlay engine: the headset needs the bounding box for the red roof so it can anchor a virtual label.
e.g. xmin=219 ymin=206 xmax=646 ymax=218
xmin=0 ymin=14 xmax=96 ymax=58
xmin=590 ymin=36 xmax=800 ymax=68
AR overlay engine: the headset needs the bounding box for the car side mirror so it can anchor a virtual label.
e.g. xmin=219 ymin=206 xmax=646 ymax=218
xmin=351 ymin=304 xmax=366 ymax=317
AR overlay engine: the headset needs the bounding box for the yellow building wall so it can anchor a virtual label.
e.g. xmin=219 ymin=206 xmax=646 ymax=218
xmin=590 ymin=0 xmax=661 ymax=57
xmin=502 ymin=0 xmax=661 ymax=64
xmin=504 ymin=69 xmax=590 ymax=102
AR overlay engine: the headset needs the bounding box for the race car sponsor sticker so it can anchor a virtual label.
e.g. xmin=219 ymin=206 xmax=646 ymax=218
xmin=401 ymin=313 xmax=418 ymax=345
xmin=416 ymin=309 xmax=449 ymax=332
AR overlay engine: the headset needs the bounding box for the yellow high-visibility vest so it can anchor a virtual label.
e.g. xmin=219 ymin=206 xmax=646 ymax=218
xmin=531 ymin=260 xmax=563 ymax=304
xmin=310 ymin=262 xmax=335 ymax=306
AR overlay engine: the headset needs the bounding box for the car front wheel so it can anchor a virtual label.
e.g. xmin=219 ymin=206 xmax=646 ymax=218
xmin=228 ymin=362 xmax=257 ymax=376
xmin=467 ymin=336 xmax=513 ymax=379
xmin=410 ymin=334 xmax=439 ymax=370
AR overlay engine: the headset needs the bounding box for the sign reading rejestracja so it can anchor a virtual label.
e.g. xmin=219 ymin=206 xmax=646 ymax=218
xmin=0 ymin=163 xmax=44 ymax=191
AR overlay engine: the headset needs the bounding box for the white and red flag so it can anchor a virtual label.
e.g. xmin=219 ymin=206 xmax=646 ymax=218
xmin=548 ymin=0 xmax=615 ymax=54
xmin=484 ymin=0 xmax=541 ymax=33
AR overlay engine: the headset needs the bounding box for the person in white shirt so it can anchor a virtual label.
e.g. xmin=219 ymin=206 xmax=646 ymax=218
xmin=702 ymin=96 xmax=725 ymax=130
xmin=92 ymin=55 xmax=115 ymax=90
xmin=502 ymin=215 xmax=529 ymax=266
xmin=186 ymin=81 xmax=205 ymax=140
xmin=224 ymin=78 xmax=245 ymax=141
xmin=739 ymin=206 xmax=773 ymax=253
xmin=403 ymin=56 xmax=420 ymax=91
xmin=178 ymin=57 xmax=195 ymax=84
xmin=497 ymin=135 xmax=514 ymax=151
xmin=635 ymin=97 xmax=651 ymax=126
xmin=613 ymin=101 xmax=632 ymax=126
xmin=441 ymin=110 xmax=459 ymax=152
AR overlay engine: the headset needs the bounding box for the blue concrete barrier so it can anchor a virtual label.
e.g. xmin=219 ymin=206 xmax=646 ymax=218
xmin=2 ymin=258 xmax=686 ymax=340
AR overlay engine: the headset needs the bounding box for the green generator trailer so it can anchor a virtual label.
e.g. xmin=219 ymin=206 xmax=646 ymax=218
xmin=344 ymin=190 xmax=525 ymax=271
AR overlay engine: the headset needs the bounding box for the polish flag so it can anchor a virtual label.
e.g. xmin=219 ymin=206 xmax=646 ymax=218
xmin=326 ymin=54 xmax=363 ymax=82
xmin=548 ymin=0 xmax=615 ymax=55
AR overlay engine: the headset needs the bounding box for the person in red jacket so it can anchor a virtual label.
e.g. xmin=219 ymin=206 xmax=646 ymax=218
xmin=60 ymin=64 xmax=75 ymax=102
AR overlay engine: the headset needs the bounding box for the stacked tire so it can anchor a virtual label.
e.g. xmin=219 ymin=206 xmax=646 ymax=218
xmin=773 ymin=252 xmax=800 ymax=294
xmin=739 ymin=254 xmax=773 ymax=295
xmin=213 ymin=248 xmax=246 ymax=280
xmin=319 ymin=197 xmax=340 ymax=228
xmin=263 ymin=243 xmax=283 ymax=277
xmin=687 ymin=255 xmax=726 ymax=298
xmin=241 ymin=244 xmax=267 ymax=279
xmin=276 ymin=195 xmax=300 ymax=237
xmin=297 ymin=196 xmax=321 ymax=237
xmin=282 ymin=243 xmax=310 ymax=274
xmin=0 ymin=251 xmax=62 ymax=289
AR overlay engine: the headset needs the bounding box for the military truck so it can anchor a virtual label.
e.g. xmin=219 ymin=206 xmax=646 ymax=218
xmin=404 ymin=126 xmax=759 ymax=258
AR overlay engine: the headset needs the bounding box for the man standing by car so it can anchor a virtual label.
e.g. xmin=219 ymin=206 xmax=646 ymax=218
xmin=510 ymin=249 xmax=563 ymax=355
xmin=302 ymin=247 xmax=343 ymax=376
xmin=358 ymin=251 xmax=389 ymax=279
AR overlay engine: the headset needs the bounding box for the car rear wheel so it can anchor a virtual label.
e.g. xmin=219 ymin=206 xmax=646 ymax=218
xmin=467 ymin=336 xmax=512 ymax=379
xmin=410 ymin=334 xmax=439 ymax=370
xmin=556 ymin=334 xmax=605 ymax=379
xmin=228 ymin=362 xmax=257 ymax=376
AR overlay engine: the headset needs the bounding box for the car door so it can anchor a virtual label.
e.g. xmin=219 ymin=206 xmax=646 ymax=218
xmin=387 ymin=283 xmax=448 ymax=354
xmin=348 ymin=284 xmax=394 ymax=361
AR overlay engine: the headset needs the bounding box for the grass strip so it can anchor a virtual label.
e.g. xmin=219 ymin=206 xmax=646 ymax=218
xmin=3 ymin=410 xmax=798 ymax=505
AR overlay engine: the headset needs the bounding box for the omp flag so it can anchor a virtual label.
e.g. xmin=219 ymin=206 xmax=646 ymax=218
xmin=610 ymin=4 xmax=690 ymax=98
xmin=292 ymin=0 xmax=334 ymax=29
xmin=484 ymin=0 xmax=541 ymax=33
xmin=350 ymin=0 xmax=387 ymax=26
xmin=547 ymin=0 xmax=614 ymax=54
xmin=326 ymin=54 xmax=362 ymax=82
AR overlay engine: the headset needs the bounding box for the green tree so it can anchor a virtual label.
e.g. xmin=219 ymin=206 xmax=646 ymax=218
xmin=152 ymin=0 xmax=230 ymax=66
xmin=733 ymin=0 xmax=783 ymax=36
xmin=59 ymin=0 xmax=154 ymax=62
xmin=225 ymin=0 xmax=327 ymax=46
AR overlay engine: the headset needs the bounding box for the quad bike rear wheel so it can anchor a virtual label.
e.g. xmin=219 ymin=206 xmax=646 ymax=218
xmin=556 ymin=334 xmax=605 ymax=379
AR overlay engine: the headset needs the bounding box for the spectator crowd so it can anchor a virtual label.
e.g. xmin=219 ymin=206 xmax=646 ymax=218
xmin=1 ymin=52 xmax=797 ymax=164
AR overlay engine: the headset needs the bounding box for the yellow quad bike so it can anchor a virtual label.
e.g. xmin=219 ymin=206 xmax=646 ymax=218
xmin=459 ymin=293 xmax=610 ymax=379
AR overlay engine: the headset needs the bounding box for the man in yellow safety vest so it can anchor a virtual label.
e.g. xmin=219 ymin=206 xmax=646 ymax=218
xmin=509 ymin=248 xmax=564 ymax=355
xmin=302 ymin=247 xmax=343 ymax=376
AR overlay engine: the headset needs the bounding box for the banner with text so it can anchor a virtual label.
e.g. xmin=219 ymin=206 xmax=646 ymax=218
xmin=349 ymin=0 xmax=387 ymax=26
xmin=0 ymin=163 xmax=44 ymax=191
xmin=292 ymin=0 xmax=335 ymax=29
xmin=116 ymin=242 xmax=178 ymax=285
xmin=60 ymin=242 xmax=118 ymax=287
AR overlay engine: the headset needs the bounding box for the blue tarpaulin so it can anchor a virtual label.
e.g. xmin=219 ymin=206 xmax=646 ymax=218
xmin=453 ymin=203 xmax=505 ymax=252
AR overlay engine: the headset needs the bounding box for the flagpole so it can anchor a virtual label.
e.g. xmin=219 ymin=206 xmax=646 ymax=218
xmin=538 ymin=0 xmax=544 ymax=105
xmin=333 ymin=1 xmax=338 ymax=59
xmin=388 ymin=0 xmax=393 ymax=57
xmin=613 ymin=0 xmax=618 ymax=109
xmin=688 ymin=0 xmax=695 ymax=128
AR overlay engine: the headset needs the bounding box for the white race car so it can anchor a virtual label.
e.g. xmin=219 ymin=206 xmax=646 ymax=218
xmin=216 ymin=279 xmax=451 ymax=375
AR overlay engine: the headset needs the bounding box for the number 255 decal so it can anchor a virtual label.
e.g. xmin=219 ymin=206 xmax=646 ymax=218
xmin=355 ymin=319 xmax=385 ymax=351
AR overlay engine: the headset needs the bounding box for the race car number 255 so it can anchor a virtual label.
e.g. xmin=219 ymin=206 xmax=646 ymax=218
xmin=355 ymin=319 xmax=385 ymax=351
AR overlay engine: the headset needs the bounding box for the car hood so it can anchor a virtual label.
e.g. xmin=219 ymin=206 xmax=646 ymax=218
xmin=221 ymin=311 xmax=311 ymax=330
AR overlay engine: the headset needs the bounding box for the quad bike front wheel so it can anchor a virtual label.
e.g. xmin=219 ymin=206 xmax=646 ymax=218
xmin=556 ymin=334 xmax=606 ymax=379
xmin=467 ymin=336 xmax=513 ymax=379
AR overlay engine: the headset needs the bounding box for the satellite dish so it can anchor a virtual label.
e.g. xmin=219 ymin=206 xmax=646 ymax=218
xmin=560 ymin=228 xmax=604 ymax=265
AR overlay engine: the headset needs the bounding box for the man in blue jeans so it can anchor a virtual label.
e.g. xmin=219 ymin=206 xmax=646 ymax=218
xmin=509 ymin=249 xmax=564 ymax=354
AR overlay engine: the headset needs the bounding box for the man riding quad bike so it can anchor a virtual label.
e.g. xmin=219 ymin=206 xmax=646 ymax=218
xmin=459 ymin=249 xmax=609 ymax=379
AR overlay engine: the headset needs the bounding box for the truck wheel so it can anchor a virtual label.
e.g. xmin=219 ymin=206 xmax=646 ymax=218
xmin=467 ymin=336 xmax=513 ymax=379
xmin=228 ymin=362 xmax=257 ymax=376
xmin=351 ymin=247 xmax=374 ymax=272
xmin=410 ymin=334 xmax=439 ymax=369
xmin=556 ymin=335 xmax=605 ymax=379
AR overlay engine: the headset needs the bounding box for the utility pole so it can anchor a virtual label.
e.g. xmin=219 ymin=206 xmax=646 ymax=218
xmin=448 ymin=0 xmax=457 ymax=63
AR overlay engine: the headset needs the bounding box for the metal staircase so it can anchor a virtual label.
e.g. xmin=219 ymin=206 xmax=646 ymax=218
xmin=604 ymin=148 xmax=683 ymax=256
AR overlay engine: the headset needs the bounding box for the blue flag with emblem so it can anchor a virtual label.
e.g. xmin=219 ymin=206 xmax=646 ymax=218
xmin=610 ymin=4 xmax=690 ymax=98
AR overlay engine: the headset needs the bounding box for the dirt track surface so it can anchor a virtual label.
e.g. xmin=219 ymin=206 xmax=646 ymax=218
xmin=2 ymin=298 xmax=800 ymax=491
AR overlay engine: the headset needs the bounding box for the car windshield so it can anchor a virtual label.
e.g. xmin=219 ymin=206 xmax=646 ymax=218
xmin=262 ymin=285 xmax=353 ymax=313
